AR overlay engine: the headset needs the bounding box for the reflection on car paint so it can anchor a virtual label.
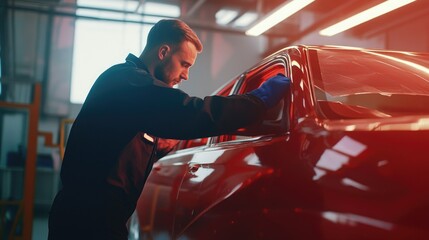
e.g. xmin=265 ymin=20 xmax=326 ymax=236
xmin=322 ymin=116 xmax=429 ymax=131
xmin=322 ymin=211 xmax=393 ymax=230
xmin=189 ymin=168 xmax=214 ymax=183
xmin=366 ymin=51 xmax=429 ymax=76
xmin=189 ymin=150 xmax=224 ymax=164
xmin=132 ymin=46 xmax=429 ymax=239
xmin=332 ymin=136 xmax=367 ymax=157
xmin=316 ymin=149 xmax=350 ymax=171
xmin=341 ymin=178 xmax=369 ymax=191
xmin=243 ymin=153 xmax=262 ymax=166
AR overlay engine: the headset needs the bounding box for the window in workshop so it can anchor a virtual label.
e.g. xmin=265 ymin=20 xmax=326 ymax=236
xmin=70 ymin=0 xmax=180 ymax=104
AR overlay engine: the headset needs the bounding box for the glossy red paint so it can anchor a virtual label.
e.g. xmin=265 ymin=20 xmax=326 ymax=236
xmin=131 ymin=45 xmax=429 ymax=240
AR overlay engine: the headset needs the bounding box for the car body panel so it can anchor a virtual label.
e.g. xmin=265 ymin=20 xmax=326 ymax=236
xmin=132 ymin=45 xmax=429 ymax=240
xmin=173 ymin=136 xmax=285 ymax=238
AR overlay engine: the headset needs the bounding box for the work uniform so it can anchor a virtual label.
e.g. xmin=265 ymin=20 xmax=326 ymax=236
xmin=48 ymin=54 xmax=266 ymax=240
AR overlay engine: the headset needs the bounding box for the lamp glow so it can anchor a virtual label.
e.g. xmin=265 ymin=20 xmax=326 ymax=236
xmin=216 ymin=9 xmax=239 ymax=25
xmin=319 ymin=0 xmax=416 ymax=36
xmin=233 ymin=12 xmax=258 ymax=27
xmin=246 ymin=0 xmax=315 ymax=36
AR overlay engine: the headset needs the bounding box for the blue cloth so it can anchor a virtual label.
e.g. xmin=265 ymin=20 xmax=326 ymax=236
xmin=249 ymin=74 xmax=291 ymax=108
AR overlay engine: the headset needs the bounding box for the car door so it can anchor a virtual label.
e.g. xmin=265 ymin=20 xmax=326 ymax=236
xmin=133 ymin=149 xmax=192 ymax=239
xmin=134 ymin=77 xmax=239 ymax=239
xmin=172 ymin=57 xmax=292 ymax=239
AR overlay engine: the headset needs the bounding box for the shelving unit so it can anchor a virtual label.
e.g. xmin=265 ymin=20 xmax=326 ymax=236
xmin=0 ymin=83 xmax=41 ymax=240
xmin=0 ymin=167 xmax=60 ymax=206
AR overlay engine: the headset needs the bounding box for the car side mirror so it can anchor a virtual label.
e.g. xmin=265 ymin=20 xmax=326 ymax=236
xmin=235 ymin=96 xmax=290 ymax=136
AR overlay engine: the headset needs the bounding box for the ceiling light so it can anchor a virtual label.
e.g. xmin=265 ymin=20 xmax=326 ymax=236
xmin=233 ymin=12 xmax=258 ymax=27
xmin=216 ymin=9 xmax=239 ymax=25
xmin=246 ymin=0 xmax=315 ymax=36
xmin=319 ymin=0 xmax=416 ymax=36
xmin=139 ymin=2 xmax=181 ymax=17
xmin=77 ymin=0 xmax=139 ymax=12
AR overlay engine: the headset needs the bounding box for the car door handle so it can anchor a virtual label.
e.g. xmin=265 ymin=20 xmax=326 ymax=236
xmin=188 ymin=164 xmax=200 ymax=173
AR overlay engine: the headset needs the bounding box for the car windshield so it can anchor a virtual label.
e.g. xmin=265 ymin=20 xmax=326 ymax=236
xmin=309 ymin=48 xmax=429 ymax=119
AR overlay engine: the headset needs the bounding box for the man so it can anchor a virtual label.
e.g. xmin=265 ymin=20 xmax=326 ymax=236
xmin=48 ymin=19 xmax=290 ymax=239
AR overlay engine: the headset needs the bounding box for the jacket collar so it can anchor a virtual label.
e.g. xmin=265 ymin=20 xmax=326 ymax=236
xmin=125 ymin=54 xmax=149 ymax=72
xmin=125 ymin=54 xmax=171 ymax=88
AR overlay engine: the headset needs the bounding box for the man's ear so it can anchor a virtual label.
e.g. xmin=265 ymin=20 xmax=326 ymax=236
xmin=158 ymin=45 xmax=170 ymax=60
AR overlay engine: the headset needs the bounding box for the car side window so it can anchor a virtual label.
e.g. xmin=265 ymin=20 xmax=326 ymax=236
xmin=217 ymin=60 xmax=288 ymax=143
xmin=171 ymin=77 xmax=239 ymax=152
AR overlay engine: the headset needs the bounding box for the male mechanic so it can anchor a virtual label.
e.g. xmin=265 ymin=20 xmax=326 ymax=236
xmin=48 ymin=19 xmax=290 ymax=240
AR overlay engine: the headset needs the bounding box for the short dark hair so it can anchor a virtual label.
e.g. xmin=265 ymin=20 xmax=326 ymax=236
xmin=144 ymin=19 xmax=203 ymax=52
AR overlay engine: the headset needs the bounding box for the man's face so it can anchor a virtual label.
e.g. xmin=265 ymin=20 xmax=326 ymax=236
xmin=154 ymin=41 xmax=198 ymax=87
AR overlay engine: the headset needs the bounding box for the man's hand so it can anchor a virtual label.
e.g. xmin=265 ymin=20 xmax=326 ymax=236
xmin=248 ymin=74 xmax=291 ymax=108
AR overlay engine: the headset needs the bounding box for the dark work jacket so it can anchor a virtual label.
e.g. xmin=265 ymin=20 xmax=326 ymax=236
xmin=49 ymin=54 xmax=265 ymax=239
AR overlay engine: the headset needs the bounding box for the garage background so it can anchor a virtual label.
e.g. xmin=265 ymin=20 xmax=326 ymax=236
xmin=0 ymin=0 xmax=428 ymax=239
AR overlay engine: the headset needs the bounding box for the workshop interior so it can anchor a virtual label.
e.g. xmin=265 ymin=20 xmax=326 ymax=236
xmin=1 ymin=0 xmax=429 ymax=239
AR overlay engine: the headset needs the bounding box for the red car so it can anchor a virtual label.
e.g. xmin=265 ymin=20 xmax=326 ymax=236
xmin=128 ymin=45 xmax=429 ymax=240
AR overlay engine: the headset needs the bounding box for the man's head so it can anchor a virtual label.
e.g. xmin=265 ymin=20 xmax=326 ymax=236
xmin=141 ymin=19 xmax=203 ymax=87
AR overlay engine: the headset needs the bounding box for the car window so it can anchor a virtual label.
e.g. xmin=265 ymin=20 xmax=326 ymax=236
xmin=216 ymin=60 xmax=288 ymax=143
xmin=171 ymin=77 xmax=239 ymax=152
xmin=309 ymin=48 xmax=429 ymax=119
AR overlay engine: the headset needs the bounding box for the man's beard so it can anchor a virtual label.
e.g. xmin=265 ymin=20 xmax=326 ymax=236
xmin=154 ymin=58 xmax=174 ymax=87
xmin=154 ymin=61 xmax=167 ymax=82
